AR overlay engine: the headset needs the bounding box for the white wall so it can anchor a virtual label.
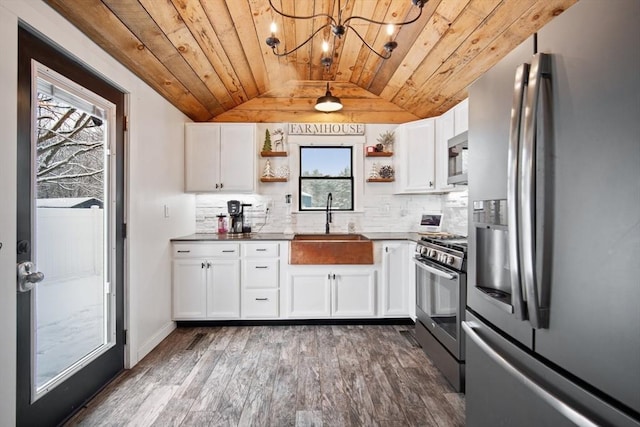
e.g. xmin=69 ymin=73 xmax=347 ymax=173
xmin=0 ymin=1 xmax=195 ymax=424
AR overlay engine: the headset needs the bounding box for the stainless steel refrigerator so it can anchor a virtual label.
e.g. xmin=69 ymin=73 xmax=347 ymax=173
xmin=464 ymin=1 xmax=640 ymax=425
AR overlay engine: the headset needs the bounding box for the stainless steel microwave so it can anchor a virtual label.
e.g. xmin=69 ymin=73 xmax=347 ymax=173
xmin=447 ymin=131 xmax=468 ymax=185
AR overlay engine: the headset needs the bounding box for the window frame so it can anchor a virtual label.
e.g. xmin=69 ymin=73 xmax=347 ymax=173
xmin=298 ymin=145 xmax=354 ymax=212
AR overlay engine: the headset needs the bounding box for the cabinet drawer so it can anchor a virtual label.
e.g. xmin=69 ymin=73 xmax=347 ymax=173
xmin=172 ymin=243 xmax=240 ymax=258
xmin=242 ymin=242 xmax=279 ymax=258
xmin=243 ymin=260 xmax=279 ymax=289
xmin=243 ymin=289 xmax=279 ymax=318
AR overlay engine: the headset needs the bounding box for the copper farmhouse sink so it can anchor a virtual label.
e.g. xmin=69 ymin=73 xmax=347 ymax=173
xmin=290 ymin=234 xmax=374 ymax=264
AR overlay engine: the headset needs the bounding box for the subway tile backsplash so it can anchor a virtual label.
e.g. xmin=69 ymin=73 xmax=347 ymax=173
xmin=195 ymin=189 xmax=468 ymax=236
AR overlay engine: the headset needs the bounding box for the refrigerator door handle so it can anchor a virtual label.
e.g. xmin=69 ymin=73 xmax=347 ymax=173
xmin=521 ymin=53 xmax=551 ymax=329
xmin=507 ymin=62 xmax=530 ymax=321
xmin=462 ymin=321 xmax=599 ymax=427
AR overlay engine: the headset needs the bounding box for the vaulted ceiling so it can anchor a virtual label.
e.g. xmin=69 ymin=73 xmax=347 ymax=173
xmin=44 ymin=0 xmax=576 ymax=123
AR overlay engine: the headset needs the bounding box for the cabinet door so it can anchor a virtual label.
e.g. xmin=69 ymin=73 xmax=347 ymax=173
xmin=435 ymin=110 xmax=455 ymax=191
xmin=332 ymin=269 xmax=376 ymax=317
xmin=172 ymin=259 xmax=207 ymax=319
xmin=395 ymin=119 xmax=435 ymax=193
xmin=184 ymin=123 xmax=220 ymax=192
xmin=206 ymin=259 xmax=240 ymax=318
xmin=219 ymin=124 xmax=255 ymax=192
xmin=453 ymin=98 xmax=469 ymax=135
xmin=381 ymin=242 xmax=409 ymax=316
xmin=288 ymin=271 xmax=331 ymax=318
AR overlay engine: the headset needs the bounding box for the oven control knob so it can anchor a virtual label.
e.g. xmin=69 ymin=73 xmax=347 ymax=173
xmin=446 ymin=255 xmax=455 ymax=265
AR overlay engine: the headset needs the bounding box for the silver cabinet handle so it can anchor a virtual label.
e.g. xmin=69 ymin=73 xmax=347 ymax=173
xmin=177 ymin=250 xmax=191 ymax=253
xmin=412 ymin=258 xmax=456 ymax=280
xmin=255 ymin=298 xmax=268 ymax=301
xmin=222 ymin=250 xmax=235 ymax=253
xmin=17 ymin=261 xmax=44 ymax=292
xmin=521 ymin=53 xmax=551 ymax=329
xmin=507 ymin=62 xmax=529 ymax=321
xmin=462 ymin=321 xmax=597 ymax=427
xmin=256 ymin=248 xmax=267 ymax=252
xmin=220 ymin=183 xmax=224 ymax=189
xmin=255 ymin=266 xmax=268 ymax=269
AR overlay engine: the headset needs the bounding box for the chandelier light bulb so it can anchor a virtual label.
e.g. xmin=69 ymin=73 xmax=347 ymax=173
xmin=270 ymin=22 xmax=277 ymax=35
xmin=387 ymin=24 xmax=394 ymax=37
xmin=322 ymin=40 xmax=330 ymax=53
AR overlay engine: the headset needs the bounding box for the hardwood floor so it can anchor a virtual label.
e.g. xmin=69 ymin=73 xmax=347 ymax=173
xmin=66 ymin=325 xmax=465 ymax=426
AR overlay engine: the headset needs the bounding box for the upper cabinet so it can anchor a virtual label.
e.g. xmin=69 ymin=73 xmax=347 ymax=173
xmin=394 ymin=118 xmax=436 ymax=193
xmin=435 ymin=108 xmax=455 ymax=192
xmin=394 ymin=99 xmax=468 ymax=194
xmin=184 ymin=123 xmax=255 ymax=192
xmin=453 ymin=98 xmax=469 ymax=135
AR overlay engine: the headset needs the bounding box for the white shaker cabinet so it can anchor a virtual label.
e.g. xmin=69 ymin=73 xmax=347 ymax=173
xmin=331 ymin=269 xmax=376 ymax=317
xmin=453 ymin=98 xmax=469 ymax=135
xmin=380 ymin=241 xmax=411 ymax=317
xmin=435 ymin=109 xmax=455 ymax=192
xmin=287 ymin=266 xmax=376 ymax=318
xmin=241 ymin=242 xmax=282 ymax=319
xmin=184 ymin=123 xmax=255 ymax=193
xmin=394 ymin=118 xmax=436 ymax=193
xmin=172 ymin=243 xmax=241 ymax=320
xmin=172 ymin=258 xmax=207 ymax=319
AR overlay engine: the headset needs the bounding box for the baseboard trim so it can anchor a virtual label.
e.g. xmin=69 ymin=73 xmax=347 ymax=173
xmin=136 ymin=321 xmax=176 ymax=361
xmin=176 ymin=318 xmax=414 ymax=327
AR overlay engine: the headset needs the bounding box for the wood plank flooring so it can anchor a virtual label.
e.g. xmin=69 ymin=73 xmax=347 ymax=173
xmin=66 ymin=325 xmax=465 ymax=426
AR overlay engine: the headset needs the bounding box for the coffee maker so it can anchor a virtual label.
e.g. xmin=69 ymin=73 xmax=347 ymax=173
xmin=227 ymin=200 xmax=252 ymax=235
xmin=227 ymin=200 xmax=243 ymax=235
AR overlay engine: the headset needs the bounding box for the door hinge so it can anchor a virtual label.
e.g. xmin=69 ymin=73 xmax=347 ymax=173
xmin=122 ymin=223 xmax=127 ymax=239
xmin=123 ymin=329 xmax=127 ymax=345
xmin=123 ymin=115 xmax=128 ymax=132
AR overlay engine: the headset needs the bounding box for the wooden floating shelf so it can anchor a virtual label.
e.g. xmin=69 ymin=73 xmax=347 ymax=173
xmin=366 ymin=178 xmax=394 ymax=183
xmin=260 ymin=177 xmax=288 ymax=183
xmin=365 ymin=152 xmax=393 ymax=157
xmin=261 ymin=151 xmax=288 ymax=157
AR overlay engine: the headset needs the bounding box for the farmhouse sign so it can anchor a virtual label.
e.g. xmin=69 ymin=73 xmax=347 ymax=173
xmin=288 ymin=123 xmax=365 ymax=136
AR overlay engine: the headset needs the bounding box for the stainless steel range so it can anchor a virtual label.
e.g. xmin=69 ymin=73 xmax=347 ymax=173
xmin=413 ymin=233 xmax=467 ymax=392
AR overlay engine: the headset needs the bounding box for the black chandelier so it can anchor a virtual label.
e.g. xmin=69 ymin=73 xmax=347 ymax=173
xmin=265 ymin=0 xmax=428 ymax=65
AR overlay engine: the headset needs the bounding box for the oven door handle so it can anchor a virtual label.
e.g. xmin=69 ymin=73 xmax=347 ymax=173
xmin=413 ymin=258 xmax=457 ymax=280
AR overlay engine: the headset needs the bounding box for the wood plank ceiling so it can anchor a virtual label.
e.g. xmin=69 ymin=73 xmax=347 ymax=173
xmin=44 ymin=0 xmax=577 ymax=123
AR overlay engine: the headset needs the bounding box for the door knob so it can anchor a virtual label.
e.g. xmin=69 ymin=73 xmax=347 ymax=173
xmin=17 ymin=261 xmax=45 ymax=292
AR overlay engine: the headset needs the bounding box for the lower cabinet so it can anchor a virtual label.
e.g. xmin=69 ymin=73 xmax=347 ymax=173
xmin=241 ymin=242 xmax=282 ymax=318
xmin=287 ymin=267 xmax=376 ymax=318
xmin=380 ymin=241 xmax=411 ymax=317
xmin=206 ymin=259 xmax=241 ymax=318
xmin=172 ymin=259 xmax=207 ymax=319
xmin=172 ymin=243 xmax=241 ymax=320
xmin=172 ymin=240 xmax=415 ymax=321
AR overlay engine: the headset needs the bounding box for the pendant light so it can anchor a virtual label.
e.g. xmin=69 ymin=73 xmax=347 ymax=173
xmin=315 ymin=83 xmax=343 ymax=113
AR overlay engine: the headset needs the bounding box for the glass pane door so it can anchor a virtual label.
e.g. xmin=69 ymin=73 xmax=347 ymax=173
xmin=32 ymin=68 xmax=115 ymax=398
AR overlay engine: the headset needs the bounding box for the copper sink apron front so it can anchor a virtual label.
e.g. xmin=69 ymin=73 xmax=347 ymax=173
xmin=290 ymin=235 xmax=374 ymax=265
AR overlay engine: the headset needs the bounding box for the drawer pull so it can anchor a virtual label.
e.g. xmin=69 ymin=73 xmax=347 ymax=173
xmin=177 ymin=250 xmax=191 ymax=253
xmin=255 ymin=298 xmax=269 ymax=301
xmin=222 ymin=250 xmax=236 ymax=253
xmin=255 ymin=266 xmax=269 ymax=269
xmin=256 ymin=248 xmax=267 ymax=252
